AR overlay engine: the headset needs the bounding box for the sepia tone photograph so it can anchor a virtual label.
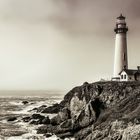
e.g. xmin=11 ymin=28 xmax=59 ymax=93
xmin=0 ymin=0 xmax=140 ymax=140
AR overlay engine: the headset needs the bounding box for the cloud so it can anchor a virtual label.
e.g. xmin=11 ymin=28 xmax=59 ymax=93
xmin=0 ymin=0 xmax=139 ymax=28
xmin=0 ymin=0 xmax=139 ymax=90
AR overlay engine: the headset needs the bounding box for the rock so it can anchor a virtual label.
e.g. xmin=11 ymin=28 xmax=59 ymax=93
xmin=41 ymin=103 xmax=61 ymax=114
xmin=50 ymin=115 xmax=61 ymax=126
xmin=44 ymin=133 xmax=52 ymax=138
xmin=70 ymin=93 xmax=86 ymax=119
xmin=57 ymin=132 xmax=73 ymax=139
xmin=41 ymin=116 xmax=50 ymax=124
xmin=75 ymin=101 xmax=97 ymax=128
xmin=83 ymin=82 xmax=89 ymax=85
xmin=70 ymin=98 xmax=97 ymax=130
xmin=73 ymin=126 xmax=92 ymax=140
xmin=60 ymin=119 xmax=72 ymax=128
xmin=29 ymin=81 xmax=140 ymax=139
xmin=7 ymin=117 xmax=17 ymax=121
xmin=37 ymin=125 xmax=57 ymax=134
xmin=50 ymin=107 xmax=70 ymax=126
xmin=22 ymin=135 xmax=45 ymax=140
xmin=31 ymin=114 xmax=45 ymax=120
xmin=40 ymin=105 xmax=47 ymax=108
xmin=58 ymin=107 xmax=71 ymax=121
xmin=30 ymin=120 xmax=38 ymax=125
xmin=37 ymin=105 xmax=47 ymax=112
xmin=22 ymin=116 xmax=31 ymax=122
xmin=32 ymin=105 xmax=47 ymax=113
xmin=29 ymin=114 xmax=46 ymax=125
xmin=122 ymin=124 xmax=140 ymax=140
xmin=37 ymin=123 xmax=71 ymax=135
xmin=22 ymin=101 xmax=29 ymax=105
xmin=30 ymin=119 xmax=44 ymax=125
xmin=37 ymin=125 xmax=48 ymax=134
xmin=31 ymin=108 xmax=38 ymax=111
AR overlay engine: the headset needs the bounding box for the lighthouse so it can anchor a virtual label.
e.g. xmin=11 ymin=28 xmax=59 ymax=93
xmin=113 ymin=14 xmax=128 ymax=79
xmin=112 ymin=15 xmax=140 ymax=81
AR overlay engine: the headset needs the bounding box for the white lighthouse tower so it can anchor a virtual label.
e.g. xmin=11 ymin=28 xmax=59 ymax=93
xmin=113 ymin=14 xmax=128 ymax=79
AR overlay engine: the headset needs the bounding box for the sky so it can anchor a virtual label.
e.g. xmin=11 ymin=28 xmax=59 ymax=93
xmin=0 ymin=0 xmax=140 ymax=91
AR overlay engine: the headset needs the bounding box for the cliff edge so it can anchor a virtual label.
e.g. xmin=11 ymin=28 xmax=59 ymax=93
xmin=37 ymin=81 xmax=140 ymax=140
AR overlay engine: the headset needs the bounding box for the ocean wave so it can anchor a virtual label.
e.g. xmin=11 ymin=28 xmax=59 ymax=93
xmin=0 ymin=95 xmax=63 ymax=140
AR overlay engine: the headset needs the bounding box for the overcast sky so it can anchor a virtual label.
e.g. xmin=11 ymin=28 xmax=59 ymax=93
xmin=0 ymin=0 xmax=140 ymax=91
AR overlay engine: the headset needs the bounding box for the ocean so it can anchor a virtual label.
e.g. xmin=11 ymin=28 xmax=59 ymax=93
xmin=0 ymin=93 xmax=64 ymax=140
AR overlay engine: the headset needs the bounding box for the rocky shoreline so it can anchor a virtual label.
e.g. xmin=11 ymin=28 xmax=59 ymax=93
xmin=10 ymin=81 xmax=140 ymax=140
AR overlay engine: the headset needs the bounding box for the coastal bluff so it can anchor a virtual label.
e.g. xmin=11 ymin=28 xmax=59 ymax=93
xmin=36 ymin=81 xmax=140 ymax=139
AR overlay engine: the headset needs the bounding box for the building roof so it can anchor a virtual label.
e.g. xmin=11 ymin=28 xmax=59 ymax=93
xmin=117 ymin=14 xmax=125 ymax=20
xmin=119 ymin=69 xmax=139 ymax=75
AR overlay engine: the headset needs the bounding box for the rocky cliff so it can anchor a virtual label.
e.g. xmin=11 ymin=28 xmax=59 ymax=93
xmin=37 ymin=81 xmax=140 ymax=140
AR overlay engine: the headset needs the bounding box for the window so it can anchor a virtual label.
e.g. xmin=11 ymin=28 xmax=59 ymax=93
xmin=121 ymin=75 xmax=123 ymax=79
xmin=124 ymin=75 xmax=126 ymax=79
xmin=124 ymin=53 xmax=125 ymax=61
